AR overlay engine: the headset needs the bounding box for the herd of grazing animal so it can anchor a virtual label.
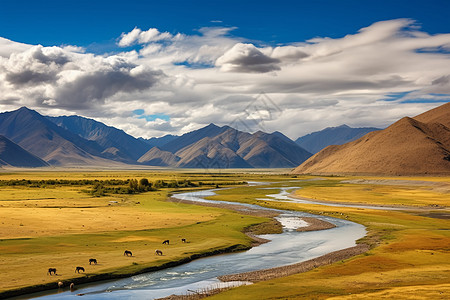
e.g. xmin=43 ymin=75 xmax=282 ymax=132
xmin=48 ymin=238 xmax=188 ymax=291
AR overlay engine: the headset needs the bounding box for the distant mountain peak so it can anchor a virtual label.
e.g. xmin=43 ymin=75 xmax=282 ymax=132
xmin=296 ymin=124 xmax=380 ymax=154
xmin=336 ymin=124 xmax=350 ymax=128
xmin=292 ymin=102 xmax=450 ymax=175
xmin=205 ymin=123 xmax=220 ymax=128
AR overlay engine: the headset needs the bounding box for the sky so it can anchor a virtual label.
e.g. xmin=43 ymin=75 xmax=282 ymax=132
xmin=0 ymin=0 xmax=449 ymax=139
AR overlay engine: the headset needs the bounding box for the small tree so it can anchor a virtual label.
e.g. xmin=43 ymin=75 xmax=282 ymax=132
xmin=139 ymin=178 xmax=150 ymax=187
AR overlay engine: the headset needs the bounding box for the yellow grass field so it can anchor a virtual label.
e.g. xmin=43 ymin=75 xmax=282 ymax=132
xmin=1 ymin=171 xmax=449 ymax=299
xmin=0 ymin=170 xmax=274 ymax=297
xmin=205 ymin=176 xmax=450 ymax=299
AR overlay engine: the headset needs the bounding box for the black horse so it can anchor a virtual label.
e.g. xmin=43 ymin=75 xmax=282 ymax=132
xmin=162 ymin=240 xmax=170 ymax=245
xmin=89 ymin=258 xmax=97 ymax=265
xmin=181 ymin=238 xmax=186 ymax=243
xmin=47 ymin=268 xmax=57 ymax=275
xmin=155 ymin=249 xmax=163 ymax=256
xmin=124 ymin=250 xmax=132 ymax=256
xmin=75 ymin=266 xmax=85 ymax=273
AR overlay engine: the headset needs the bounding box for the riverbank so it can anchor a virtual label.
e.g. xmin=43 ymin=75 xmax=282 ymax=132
xmin=0 ymin=244 xmax=250 ymax=299
xmin=296 ymin=217 xmax=336 ymax=232
xmin=156 ymin=244 xmax=370 ymax=300
xmin=167 ymin=197 xmax=279 ymax=217
xmin=202 ymin=177 xmax=450 ymax=299
xmin=0 ymin=187 xmax=271 ymax=299
xmin=218 ymin=244 xmax=369 ymax=282
xmin=1 ymin=193 xmax=285 ymax=299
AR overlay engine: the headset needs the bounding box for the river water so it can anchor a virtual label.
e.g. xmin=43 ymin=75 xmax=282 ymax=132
xmin=29 ymin=185 xmax=366 ymax=300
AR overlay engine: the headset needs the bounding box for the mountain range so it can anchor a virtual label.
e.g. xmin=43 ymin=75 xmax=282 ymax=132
xmin=138 ymin=123 xmax=312 ymax=168
xmin=295 ymin=124 xmax=380 ymax=154
xmin=48 ymin=115 xmax=150 ymax=163
xmin=0 ymin=107 xmax=312 ymax=168
xmin=292 ymin=102 xmax=450 ymax=175
xmin=3 ymin=103 xmax=448 ymax=173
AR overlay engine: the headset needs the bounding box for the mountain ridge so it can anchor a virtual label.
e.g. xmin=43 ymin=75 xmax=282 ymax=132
xmin=0 ymin=107 xmax=312 ymax=168
xmin=48 ymin=115 xmax=150 ymax=162
xmin=292 ymin=103 xmax=450 ymax=175
xmin=0 ymin=135 xmax=49 ymax=167
xmin=295 ymin=124 xmax=380 ymax=154
xmin=139 ymin=124 xmax=312 ymax=168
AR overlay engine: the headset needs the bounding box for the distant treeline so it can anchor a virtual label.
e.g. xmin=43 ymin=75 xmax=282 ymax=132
xmin=0 ymin=178 xmax=247 ymax=197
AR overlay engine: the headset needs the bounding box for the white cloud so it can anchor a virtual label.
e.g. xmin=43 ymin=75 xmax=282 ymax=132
xmin=216 ymin=43 xmax=281 ymax=73
xmin=118 ymin=27 xmax=174 ymax=47
xmin=118 ymin=27 xmax=142 ymax=47
xmin=0 ymin=37 xmax=31 ymax=58
xmin=1 ymin=19 xmax=450 ymax=139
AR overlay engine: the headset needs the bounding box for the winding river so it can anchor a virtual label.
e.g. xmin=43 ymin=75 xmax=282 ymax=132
xmin=28 ymin=184 xmax=366 ymax=300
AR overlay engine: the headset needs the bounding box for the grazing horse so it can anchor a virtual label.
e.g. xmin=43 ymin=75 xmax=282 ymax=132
xmin=124 ymin=250 xmax=132 ymax=256
xmin=89 ymin=258 xmax=97 ymax=265
xmin=155 ymin=249 xmax=163 ymax=256
xmin=47 ymin=268 xmax=57 ymax=275
xmin=75 ymin=266 xmax=85 ymax=273
xmin=181 ymin=238 xmax=186 ymax=243
xmin=162 ymin=240 xmax=169 ymax=245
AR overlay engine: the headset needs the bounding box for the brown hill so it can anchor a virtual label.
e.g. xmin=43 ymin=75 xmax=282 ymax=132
xmin=414 ymin=102 xmax=450 ymax=127
xmin=292 ymin=103 xmax=450 ymax=175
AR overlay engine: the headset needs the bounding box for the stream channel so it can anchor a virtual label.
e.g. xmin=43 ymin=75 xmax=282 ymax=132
xmin=29 ymin=183 xmax=366 ymax=299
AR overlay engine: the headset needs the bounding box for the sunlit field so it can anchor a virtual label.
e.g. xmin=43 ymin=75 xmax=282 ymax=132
xmin=0 ymin=170 xmax=280 ymax=296
xmin=205 ymin=176 xmax=450 ymax=299
xmin=0 ymin=170 xmax=449 ymax=299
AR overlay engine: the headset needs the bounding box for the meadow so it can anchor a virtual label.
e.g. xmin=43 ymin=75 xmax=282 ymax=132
xmin=0 ymin=170 xmax=281 ymax=297
xmin=0 ymin=170 xmax=448 ymax=299
xmin=204 ymin=176 xmax=450 ymax=299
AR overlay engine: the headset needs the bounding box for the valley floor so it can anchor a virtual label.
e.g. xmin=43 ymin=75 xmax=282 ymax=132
xmin=0 ymin=171 xmax=448 ymax=299
xmin=204 ymin=176 xmax=450 ymax=299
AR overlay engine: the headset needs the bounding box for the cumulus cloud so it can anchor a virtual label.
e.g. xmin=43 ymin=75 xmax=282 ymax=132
xmin=54 ymin=66 xmax=163 ymax=109
xmin=1 ymin=19 xmax=450 ymax=138
xmin=216 ymin=43 xmax=281 ymax=73
xmin=0 ymin=44 xmax=164 ymax=111
xmin=118 ymin=27 xmax=174 ymax=47
xmin=0 ymin=37 xmax=31 ymax=58
xmin=117 ymin=27 xmax=142 ymax=47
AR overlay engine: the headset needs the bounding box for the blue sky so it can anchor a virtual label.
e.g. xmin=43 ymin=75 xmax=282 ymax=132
xmin=2 ymin=0 xmax=449 ymax=49
xmin=0 ymin=1 xmax=449 ymax=138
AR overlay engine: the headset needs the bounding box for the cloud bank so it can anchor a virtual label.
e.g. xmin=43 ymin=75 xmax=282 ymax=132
xmin=0 ymin=19 xmax=449 ymax=138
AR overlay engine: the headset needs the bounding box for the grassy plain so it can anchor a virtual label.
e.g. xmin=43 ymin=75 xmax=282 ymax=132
xmin=205 ymin=176 xmax=450 ymax=299
xmin=1 ymin=171 xmax=449 ymax=299
xmin=0 ymin=170 xmax=281 ymax=297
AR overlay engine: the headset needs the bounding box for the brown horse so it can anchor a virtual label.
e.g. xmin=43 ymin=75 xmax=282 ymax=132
xmin=89 ymin=258 xmax=97 ymax=265
xmin=124 ymin=250 xmax=132 ymax=256
xmin=75 ymin=266 xmax=85 ymax=273
xmin=155 ymin=249 xmax=163 ymax=256
xmin=47 ymin=268 xmax=57 ymax=275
